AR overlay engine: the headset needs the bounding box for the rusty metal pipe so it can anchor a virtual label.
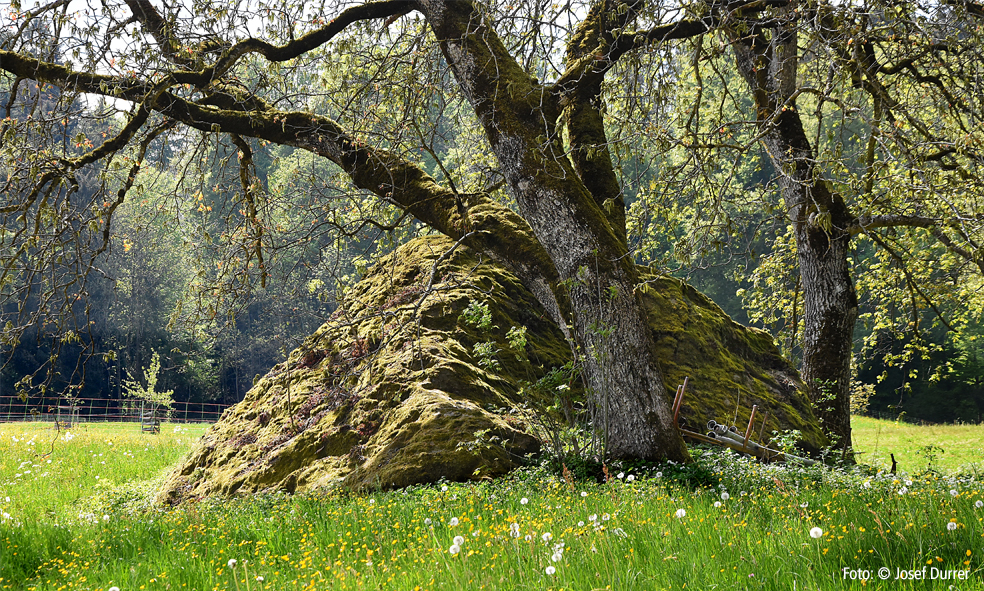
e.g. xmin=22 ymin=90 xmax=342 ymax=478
xmin=743 ymin=405 xmax=758 ymax=448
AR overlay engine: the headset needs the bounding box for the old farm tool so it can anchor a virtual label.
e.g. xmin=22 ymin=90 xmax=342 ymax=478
xmin=671 ymin=379 xmax=817 ymax=466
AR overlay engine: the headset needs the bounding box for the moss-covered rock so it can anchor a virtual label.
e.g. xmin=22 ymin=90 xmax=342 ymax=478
xmin=160 ymin=236 xmax=823 ymax=502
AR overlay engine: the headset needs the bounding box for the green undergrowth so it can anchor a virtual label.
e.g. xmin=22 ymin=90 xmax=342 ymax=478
xmin=3 ymin=422 xmax=984 ymax=590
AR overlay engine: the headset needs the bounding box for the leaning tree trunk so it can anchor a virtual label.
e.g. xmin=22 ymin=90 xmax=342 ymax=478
xmin=420 ymin=0 xmax=690 ymax=461
xmin=730 ymin=21 xmax=856 ymax=455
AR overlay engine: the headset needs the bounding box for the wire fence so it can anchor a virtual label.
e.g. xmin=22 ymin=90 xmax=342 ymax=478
xmin=0 ymin=396 xmax=232 ymax=425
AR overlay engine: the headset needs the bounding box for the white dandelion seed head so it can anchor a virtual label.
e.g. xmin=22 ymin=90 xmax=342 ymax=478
xmin=626 ymin=475 xmax=635 ymax=482
xmin=545 ymin=566 xmax=556 ymax=575
xmin=441 ymin=485 xmax=449 ymax=492
xmin=256 ymin=576 xmax=264 ymax=582
xmin=950 ymin=489 xmax=959 ymax=497
xmin=108 ymin=587 xmax=120 ymax=591
xmin=577 ymin=521 xmax=585 ymax=527
xmin=520 ymin=497 xmax=529 ymax=505
xmin=602 ymin=513 xmax=610 ymax=521
xmin=449 ymin=544 xmax=461 ymax=555
xmin=524 ymin=534 xmax=532 ymax=541
xmin=675 ymin=508 xmax=686 ymax=519
xmin=800 ymin=502 xmax=808 ymax=508
xmin=809 ymin=527 xmax=823 ymax=539
xmin=721 ymin=492 xmax=730 ymax=501
xmin=899 ymin=487 xmax=908 ymax=495
xmin=947 ymin=522 xmax=958 ymax=531
xmin=975 ymin=500 xmax=983 ymax=509
xmin=228 ymin=559 xmax=238 ymax=568
xmin=588 ymin=514 xmax=598 ymax=522
xmin=655 ymin=471 xmax=663 ymax=478
xmin=449 ymin=517 xmax=459 ymax=526
xmin=453 ymin=535 xmax=465 ymax=545
xmin=424 ymin=518 xmax=432 ymax=526
xmin=542 ymin=532 xmax=553 ymax=542
xmin=905 ymin=480 xmax=913 ymax=486
xmin=617 ymin=472 xmax=624 ymax=479
xmin=713 ymin=501 xmax=722 ymax=508
xmin=580 ymin=491 xmax=588 ymax=497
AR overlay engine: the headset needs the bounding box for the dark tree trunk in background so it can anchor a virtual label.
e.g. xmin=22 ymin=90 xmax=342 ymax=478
xmin=730 ymin=20 xmax=856 ymax=455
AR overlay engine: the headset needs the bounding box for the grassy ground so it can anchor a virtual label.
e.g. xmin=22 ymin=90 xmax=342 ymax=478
xmin=1 ymin=420 xmax=983 ymax=591
xmin=852 ymin=416 xmax=984 ymax=475
xmin=0 ymin=422 xmax=208 ymax=525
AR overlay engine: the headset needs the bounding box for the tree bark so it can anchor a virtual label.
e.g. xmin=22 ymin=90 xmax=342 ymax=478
xmin=729 ymin=20 xmax=856 ymax=454
xmin=420 ymin=0 xmax=689 ymax=461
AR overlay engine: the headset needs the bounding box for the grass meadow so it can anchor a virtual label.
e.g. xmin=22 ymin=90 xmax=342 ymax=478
xmin=1 ymin=418 xmax=983 ymax=590
xmin=852 ymin=417 xmax=984 ymax=475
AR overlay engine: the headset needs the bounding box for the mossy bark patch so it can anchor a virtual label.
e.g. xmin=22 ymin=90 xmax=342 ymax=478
xmin=160 ymin=236 xmax=823 ymax=502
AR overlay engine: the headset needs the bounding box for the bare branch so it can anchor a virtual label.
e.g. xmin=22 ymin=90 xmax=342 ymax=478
xmin=849 ymin=214 xmax=938 ymax=234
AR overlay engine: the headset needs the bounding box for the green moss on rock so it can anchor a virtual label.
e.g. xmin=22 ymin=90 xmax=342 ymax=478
xmin=160 ymin=236 xmax=823 ymax=502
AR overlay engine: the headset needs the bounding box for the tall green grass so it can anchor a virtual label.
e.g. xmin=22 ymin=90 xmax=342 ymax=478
xmin=1 ymin=420 xmax=983 ymax=590
xmin=0 ymin=422 xmax=207 ymax=524
xmin=852 ymin=416 xmax=984 ymax=474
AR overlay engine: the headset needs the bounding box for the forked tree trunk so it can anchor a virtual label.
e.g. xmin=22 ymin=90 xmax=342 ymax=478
xmin=421 ymin=0 xmax=690 ymax=461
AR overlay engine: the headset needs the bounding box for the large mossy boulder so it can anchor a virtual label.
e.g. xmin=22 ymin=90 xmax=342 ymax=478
xmin=160 ymin=236 xmax=824 ymax=502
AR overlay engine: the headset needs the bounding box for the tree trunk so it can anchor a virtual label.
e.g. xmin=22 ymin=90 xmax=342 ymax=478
xmin=421 ymin=0 xmax=689 ymax=461
xmin=795 ymin=220 xmax=857 ymax=453
xmin=730 ymin=22 xmax=856 ymax=455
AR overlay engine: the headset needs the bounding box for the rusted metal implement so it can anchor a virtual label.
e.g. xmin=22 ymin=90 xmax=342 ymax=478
xmin=672 ymin=378 xmax=817 ymax=466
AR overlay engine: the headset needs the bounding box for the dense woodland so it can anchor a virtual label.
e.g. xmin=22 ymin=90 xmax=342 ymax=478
xmin=0 ymin=0 xmax=983 ymax=457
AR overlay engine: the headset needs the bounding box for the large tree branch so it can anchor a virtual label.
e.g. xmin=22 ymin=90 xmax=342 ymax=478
xmin=848 ymin=214 xmax=938 ymax=234
xmin=122 ymin=0 xmax=416 ymax=83
xmin=0 ymin=48 xmax=563 ymax=324
xmin=122 ymin=0 xmax=183 ymax=61
xmin=560 ymin=0 xmax=639 ymax=244
xmin=552 ymin=0 xmax=788 ymax=97
xmin=553 ymin=17 xmax=714 ymax=95
xmin=942 ymin=0 xmax=984 ymax=18
xmin=0 ymin=50 xmax=148 ymax=100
